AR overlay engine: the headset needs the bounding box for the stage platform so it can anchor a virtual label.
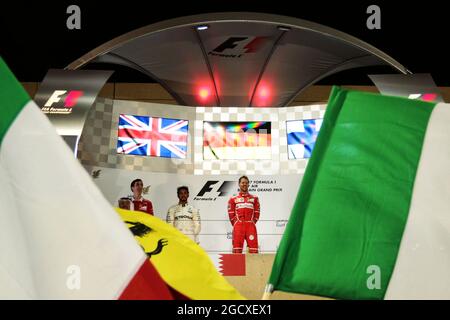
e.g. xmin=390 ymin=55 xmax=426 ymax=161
xmin=224 ymin=254 xmax=330 ymax=300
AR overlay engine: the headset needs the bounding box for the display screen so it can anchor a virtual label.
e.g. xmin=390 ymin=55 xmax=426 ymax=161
xmin=286 ymin=119 xmax=322 ymax=159
xmin=203 ymin=121 xmax=271 ymax=160
xmin=117 ymin=114 xmax=188 ymax=159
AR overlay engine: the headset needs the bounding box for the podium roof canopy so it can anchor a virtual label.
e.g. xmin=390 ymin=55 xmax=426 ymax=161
xmin=68 ymin=12 xmax=408 ymax=107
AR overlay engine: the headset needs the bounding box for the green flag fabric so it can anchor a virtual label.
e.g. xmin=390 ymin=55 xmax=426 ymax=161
xmin=269 ymin=86 xmax=450 ymax=299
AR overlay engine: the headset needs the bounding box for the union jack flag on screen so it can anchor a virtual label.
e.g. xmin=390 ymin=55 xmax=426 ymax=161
xmin=117 ymin=114 xmax=188 ymax=159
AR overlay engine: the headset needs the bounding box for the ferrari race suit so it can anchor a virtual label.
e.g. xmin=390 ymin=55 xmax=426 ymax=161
xmin=228 ymin=192 xmax=260 ymax=253
xmin=131 ymin=196 xmax=154 ymax=215
xmin=166 ymin=203 xmax=201 ymax=243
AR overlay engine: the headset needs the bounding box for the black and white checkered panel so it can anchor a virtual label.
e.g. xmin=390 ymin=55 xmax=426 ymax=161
xmin=278 ymin=104 xmax=326 ymax=174
xmin=78 ymin=100 xmax=326 ymax=175
xmin=78 ymin=98 xmax=115 ymax=167
xmin=194 ymin=107 xmax=280 ymax=175
xmin=78 ymin=99 xmax=197 ymax=174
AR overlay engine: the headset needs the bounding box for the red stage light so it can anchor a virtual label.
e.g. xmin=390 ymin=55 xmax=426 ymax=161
xmin=259 ymin=87 xmax=269 ymax=98
xmin=199 ymin=88 xmax=210 ymax=100
xmin=252 ymin=84 xmax=272 ymax=107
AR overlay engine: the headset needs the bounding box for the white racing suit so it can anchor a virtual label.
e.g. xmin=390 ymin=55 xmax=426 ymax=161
xmin=166 ymin=203 xmax=201 ymax=244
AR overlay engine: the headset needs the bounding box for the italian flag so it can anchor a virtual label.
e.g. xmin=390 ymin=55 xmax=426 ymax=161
xmin=0 ymin=57 xmax=173 ymax=299
xmin=268 ymin=86 xmax=450 ymax=299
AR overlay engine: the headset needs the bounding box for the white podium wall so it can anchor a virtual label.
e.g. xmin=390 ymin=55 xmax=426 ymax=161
xmin=77 ymin=99 xmax=325 ymax=253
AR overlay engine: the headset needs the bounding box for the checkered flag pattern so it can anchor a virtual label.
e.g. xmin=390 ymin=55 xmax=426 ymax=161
xmin=78 ymin=98 xmax=115 ymax=167
xmin=194 ymin=106 xmax=280 ymax=175
xmin=78 ymin=99 xmax=326 ymax=175
xmin=278 ymin=104 xmax=326 ymax=174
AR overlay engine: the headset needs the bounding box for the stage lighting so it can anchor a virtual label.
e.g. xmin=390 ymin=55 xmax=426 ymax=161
xmin=259 ymin=87 xmax=269 ymax=98
xmin=199 ymin=88 xmax=210 ymax=100
xmin=196 ymin=25 xmax=209 ymax=31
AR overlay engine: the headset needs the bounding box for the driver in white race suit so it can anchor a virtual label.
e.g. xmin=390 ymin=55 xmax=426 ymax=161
xmin=166 ymin=186 xmax=201 ymax=244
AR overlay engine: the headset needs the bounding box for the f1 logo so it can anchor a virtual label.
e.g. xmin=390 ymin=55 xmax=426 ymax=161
xmin=213 ymin=37 xmax=248 ymax=53
xmin=197 ymin=181 xmax=234 ymax=197
xmin=212 ymin=36 xmax=268 ymax=54
xmin=44 ymin=90 xmax=83 ymax=108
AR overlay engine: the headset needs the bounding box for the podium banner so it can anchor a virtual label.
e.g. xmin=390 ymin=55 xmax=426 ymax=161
xmin=90 ymin=166 xmax=303 ymax=254
xmin=34 ymin=69 xmax=113 ymax=153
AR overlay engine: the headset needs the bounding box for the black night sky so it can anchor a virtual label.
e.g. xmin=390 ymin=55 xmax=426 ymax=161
xmin=1 ymin=1 xmax=448 ymax=85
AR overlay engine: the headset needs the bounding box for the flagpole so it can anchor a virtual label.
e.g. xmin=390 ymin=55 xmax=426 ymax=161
xmin=262 ymin=284 xmax=274 ymax=300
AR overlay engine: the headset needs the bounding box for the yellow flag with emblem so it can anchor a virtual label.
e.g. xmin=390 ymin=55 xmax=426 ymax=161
xmin=116 ymin=208 xmax=245 ymax=300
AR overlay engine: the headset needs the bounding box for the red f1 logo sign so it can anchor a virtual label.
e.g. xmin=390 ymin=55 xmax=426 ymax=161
xmin=209 ymin=36 xmax=269 ymax=58
xmin=44 ymin=90 xmax=84 ymax=108
xmin=408 ymin=93 xmax=438 ymax=102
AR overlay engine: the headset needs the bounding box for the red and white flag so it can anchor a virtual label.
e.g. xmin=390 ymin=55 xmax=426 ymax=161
xmin=0 ymin=57 xmax=173 ymax=299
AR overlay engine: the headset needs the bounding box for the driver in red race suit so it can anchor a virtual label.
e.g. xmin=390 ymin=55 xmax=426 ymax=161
xmin=228 ymin=176 xmax=260 ymax=254
xmin=130 ymin=178 xmax=154 ymax=215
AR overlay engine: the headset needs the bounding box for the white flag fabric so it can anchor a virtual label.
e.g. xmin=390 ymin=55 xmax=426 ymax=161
xmin=0 ymin=57 xmax=173 ymax=299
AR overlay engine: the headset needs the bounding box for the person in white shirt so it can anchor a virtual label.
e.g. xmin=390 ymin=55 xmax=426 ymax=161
xmin=166 ymin=186 xmax=201 ymax=244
